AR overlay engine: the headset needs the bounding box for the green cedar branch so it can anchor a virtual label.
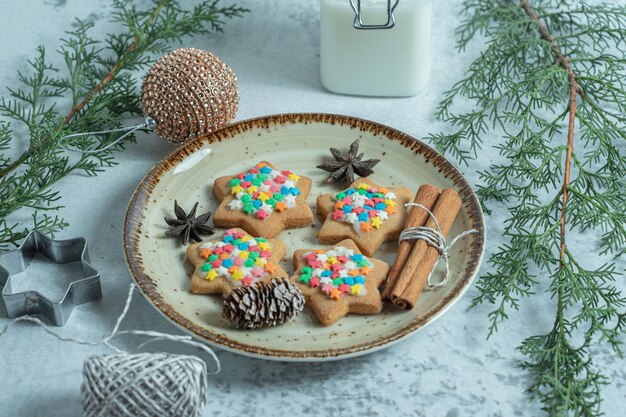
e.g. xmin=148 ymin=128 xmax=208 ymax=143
xmin=429 ymin=0 xmax=626 ymax=415
xmin=0 ymin=0 xmax=248 ymax=251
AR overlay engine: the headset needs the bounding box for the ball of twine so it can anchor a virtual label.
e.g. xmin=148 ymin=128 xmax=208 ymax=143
xmin=81 ymin=352 xmax=207 ymax=417
xmin=141 ymin=47 xmax=239 ymax=143
xmin=0 ymin=284 xmax=220 ymax=417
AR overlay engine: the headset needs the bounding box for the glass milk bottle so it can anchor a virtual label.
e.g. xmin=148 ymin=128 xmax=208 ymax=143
xmin=320 ymin=0 xmax=434 ymax=97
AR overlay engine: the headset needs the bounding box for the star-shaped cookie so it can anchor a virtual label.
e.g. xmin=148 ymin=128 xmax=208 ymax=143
xmin=187 ymin=228 xmax=288 ymax=296
xmin=290 ymin=239 xmax=390 ymax=326
xmin=316 ymin=178 xmax=413 ymax=256
xmin=213 ymin=161 xmax=314 ymax=238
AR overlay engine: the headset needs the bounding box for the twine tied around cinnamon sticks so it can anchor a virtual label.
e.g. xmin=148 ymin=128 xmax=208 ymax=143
xmin=399 ymin=203 xmax=477 ymax=288
xmin=381 ymin=185 xmax=478 ymax=310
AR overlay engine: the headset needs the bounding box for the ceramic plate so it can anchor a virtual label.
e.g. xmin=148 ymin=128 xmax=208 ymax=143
xmin=124 ymin=113 xmax=486 ymax=361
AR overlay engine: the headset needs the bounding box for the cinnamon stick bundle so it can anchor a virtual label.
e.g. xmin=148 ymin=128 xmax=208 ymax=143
xmin=390 ymin=188 xmax=462 ymax=310
xmin=381 ymin=184 xmax=441 ymax=300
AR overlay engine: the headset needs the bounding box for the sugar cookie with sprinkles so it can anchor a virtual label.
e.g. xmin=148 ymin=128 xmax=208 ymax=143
xmin=213 ymin=161 xmax=314 ymax=238
xmin=187 ymin=228 xmax=288 ymax=296
xmin=316 ymin=178 xmax=413 ymax=256
xmin=291 ymin=239 xmax=390 ymax=326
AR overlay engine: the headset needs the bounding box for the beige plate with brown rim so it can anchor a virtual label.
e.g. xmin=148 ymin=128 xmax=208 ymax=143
xmin=124 ymin=113 xmax=486 ymax=361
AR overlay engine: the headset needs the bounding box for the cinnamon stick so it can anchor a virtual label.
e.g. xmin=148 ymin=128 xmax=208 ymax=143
xmin=381 ymin=184 xmax=441 ymax=300
xmin=390 ymin=188 xmax=462 ymax=310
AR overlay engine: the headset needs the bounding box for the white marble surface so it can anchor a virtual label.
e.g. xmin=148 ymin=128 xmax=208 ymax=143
xmin=0 ymin=1 xmax=624 ymax=416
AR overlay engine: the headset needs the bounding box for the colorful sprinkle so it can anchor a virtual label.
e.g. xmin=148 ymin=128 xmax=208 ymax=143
xmin=206 ymin=270 xmax=219 ymax=281
xmin=197 ymin=229 xmax=274 ymax=287
xmin=297 ymin=246 xmax=373 ymax=301
xmin=227 ymin=162 xmax=301 ymax=220
xmin=332 ymin=185 xmax=397 ymax=233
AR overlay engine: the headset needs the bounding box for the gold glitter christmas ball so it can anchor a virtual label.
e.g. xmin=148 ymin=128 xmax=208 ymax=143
xmin=141 ymin=48 xmax=239 ymax=144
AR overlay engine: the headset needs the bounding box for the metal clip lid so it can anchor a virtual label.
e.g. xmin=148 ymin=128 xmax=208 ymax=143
xmin=350 ymin=0 xmax=399 ymax=30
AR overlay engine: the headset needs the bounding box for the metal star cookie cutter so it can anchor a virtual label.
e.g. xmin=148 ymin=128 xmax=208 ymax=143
xmin=0 ymin=230 xmax=101 ymax=326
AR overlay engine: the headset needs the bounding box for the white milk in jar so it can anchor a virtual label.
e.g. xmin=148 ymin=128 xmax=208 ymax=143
xmin=320 ymin=0 xmax=433 ymax=97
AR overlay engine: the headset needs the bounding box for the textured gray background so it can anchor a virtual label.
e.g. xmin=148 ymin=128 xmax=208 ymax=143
xmin=0 ymin=1 xmax=624 ymax=416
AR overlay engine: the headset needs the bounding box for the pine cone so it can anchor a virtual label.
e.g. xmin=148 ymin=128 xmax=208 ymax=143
xmin=222 ymin=278 xmax=305 ymax=329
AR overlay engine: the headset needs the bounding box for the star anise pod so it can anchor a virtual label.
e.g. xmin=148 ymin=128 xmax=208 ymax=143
xmin=316 ymin=139 xmax=380 ymax=184
xmin=164 ymin=200 xmax=215 ymax=245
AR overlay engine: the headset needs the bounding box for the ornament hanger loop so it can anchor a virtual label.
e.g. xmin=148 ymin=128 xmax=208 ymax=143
xmin=59 ymin=116 xmax=157 ymax=155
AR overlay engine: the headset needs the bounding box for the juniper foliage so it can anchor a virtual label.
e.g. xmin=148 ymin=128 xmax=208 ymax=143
xmin=0 ymin=0 xmax=247 ymax=251
xmin=428 ymin=1 xmax=626 ymax=415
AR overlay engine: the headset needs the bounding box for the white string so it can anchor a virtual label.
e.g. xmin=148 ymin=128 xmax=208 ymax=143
xmin=0 ymin=283 xmax=220 ymax=374
xmin=59 ymin=117 xmax=156 ymax=154
xmin=399 ymin=203 xmax=478 ymax=287
xmin=0 ymin=315 xmax=100 ymax=345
